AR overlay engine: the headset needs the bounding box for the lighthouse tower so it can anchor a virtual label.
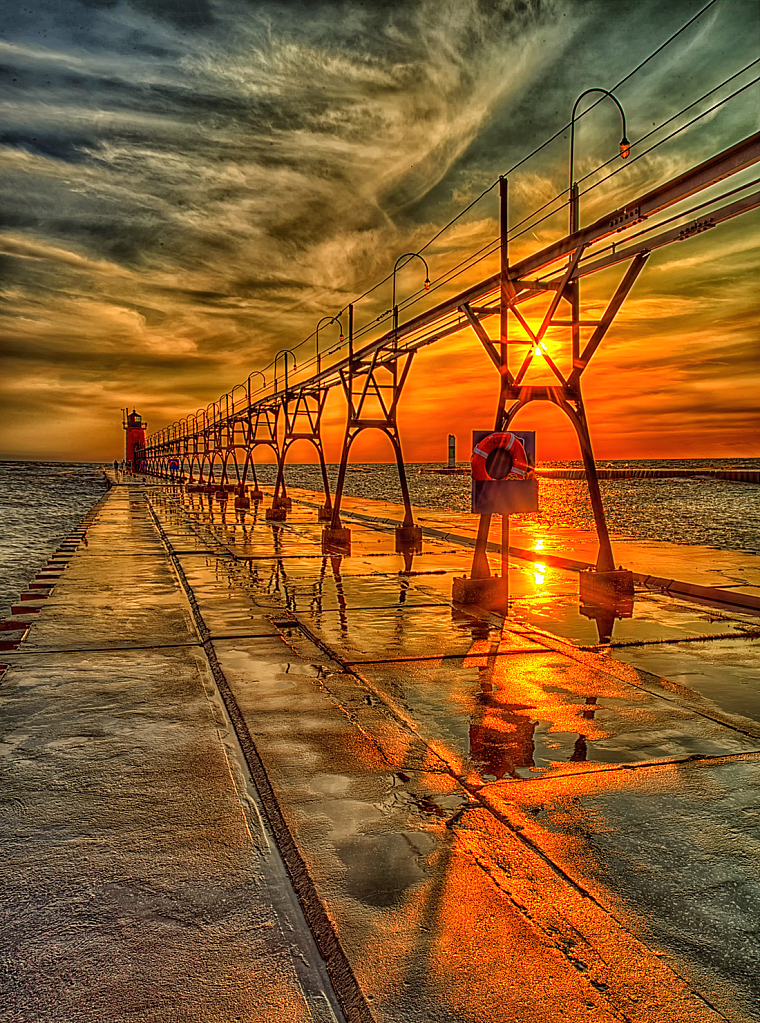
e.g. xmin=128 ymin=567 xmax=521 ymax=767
xmin=123 ymin=409 xmax=147 ymax=473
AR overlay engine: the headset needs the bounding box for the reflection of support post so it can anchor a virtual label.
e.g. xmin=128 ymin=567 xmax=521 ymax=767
xmin=324 ymin=303 xmax=422 ymax=555
xmin=579 ymin=576 xmax=634 ymax=643
xmin=469 ymin=635 xmax=537 ymax=780
xmin=329 ymin=555 xmax=349 ymax=634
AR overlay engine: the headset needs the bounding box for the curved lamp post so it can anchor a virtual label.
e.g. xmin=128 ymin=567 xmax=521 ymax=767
xmin=230 ymin=382 xmax=248 ymax=416
xmin=392 ymin=252 xmax=430 ymax=335
xmin=315 ymin=316 xmax=345 ymax=376
xmin=274 ymin=349 xmax=297 ymax=395
xmin=565 ymin=87 xmax=630 ymax=577
xmin=246 ymin=370 xmax=266 ymax=406
xmin=569 ymin=87 xmax=629 ymax=233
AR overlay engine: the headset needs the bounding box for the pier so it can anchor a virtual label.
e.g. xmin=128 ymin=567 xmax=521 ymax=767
xmin=2 ymin=472 xmax=760 ymax=1022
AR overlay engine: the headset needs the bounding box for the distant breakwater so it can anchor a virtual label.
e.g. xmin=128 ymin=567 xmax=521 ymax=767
xmin=538 ymin=468 xmax=760 ymax=484
xmin=423 ymin=467 xmax=760 ymax=484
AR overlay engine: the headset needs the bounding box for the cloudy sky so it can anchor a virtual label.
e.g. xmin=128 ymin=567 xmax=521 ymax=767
xmin=1 ymin=0 xmax=758 ymax=462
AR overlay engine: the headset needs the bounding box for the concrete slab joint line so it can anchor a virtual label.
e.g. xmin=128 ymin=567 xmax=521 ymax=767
xmin=145 ymin=496 xmax=371 ymax=1023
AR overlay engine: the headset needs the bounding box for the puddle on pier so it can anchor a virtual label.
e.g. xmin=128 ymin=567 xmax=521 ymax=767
xmin=168 ymin=487 xmax=760 ymax=782
xmin=363 ymin=645 xmax=760 ymax=785
xmin=335 ymin=829 xmax=440 ymax=908
xmin=160 ymin=486 xmax=760 ymax=1019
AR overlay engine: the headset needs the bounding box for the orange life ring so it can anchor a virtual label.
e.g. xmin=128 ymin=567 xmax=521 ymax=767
xmin=472 ymin=432 xmax=529 ymax=482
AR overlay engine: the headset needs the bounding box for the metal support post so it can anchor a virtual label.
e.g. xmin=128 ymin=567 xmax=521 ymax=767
xmin=456 ymin=176 xmax=509 ymax=607
xmin=325 ymin=305 xmax=353 ymax=552
xmin=571 ymin=397 xmax=615 ymax=573
xmin=325 ymin=302 xmax=421 ymax=554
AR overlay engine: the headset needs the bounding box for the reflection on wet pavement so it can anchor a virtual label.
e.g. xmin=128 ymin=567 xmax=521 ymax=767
xmin=481 ymin=755 xmax=760 ymax=1023
xmin=336 ymin=830 xmax=439 ymax=908
xmin=147 ymin=486 xmax=760 ymax=1021
xmin=158 ymin=488 xmax=760 ymax=766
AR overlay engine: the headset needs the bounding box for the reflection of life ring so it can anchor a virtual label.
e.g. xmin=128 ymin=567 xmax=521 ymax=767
xmin=472 ymin=432 xmax=529 ymax=481
xmin=140 ymin=460 xmax=147 ymax=471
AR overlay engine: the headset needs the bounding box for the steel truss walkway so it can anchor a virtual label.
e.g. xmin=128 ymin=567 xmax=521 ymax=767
xmin=141 ymin=131 xmax=760 ymax=582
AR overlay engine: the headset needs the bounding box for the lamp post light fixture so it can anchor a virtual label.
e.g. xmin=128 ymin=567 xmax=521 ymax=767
xmin=391 ymin=252 xmax=431 ymax=336
xmin=315 ymin=315 xmax=345 ymax=377
xmin=569 ymin=87 xmax=629 ymax=233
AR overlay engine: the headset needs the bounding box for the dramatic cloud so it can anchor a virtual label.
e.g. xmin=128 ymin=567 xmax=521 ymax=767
xmin=0 ymin=0 xmax=757 ymax=460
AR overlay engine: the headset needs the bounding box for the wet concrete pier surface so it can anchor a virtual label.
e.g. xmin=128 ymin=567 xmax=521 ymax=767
xmin=0 ymin=482 xmax=345 ymax=1023
xmin=3 ymin=478 xmax=760 ymax=1022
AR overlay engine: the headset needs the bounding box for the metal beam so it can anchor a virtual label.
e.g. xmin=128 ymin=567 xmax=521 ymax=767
xmin=569 ymin=253 xmax=650 ymax=385
xmin=563 ymin=189 xmax=760 ymax=281
xmin=509 ymin=131 xmax=760 ymax=281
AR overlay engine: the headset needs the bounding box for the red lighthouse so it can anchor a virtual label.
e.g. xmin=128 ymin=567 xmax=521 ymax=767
xmin=123 ymin=409 xmax=147 ymax=473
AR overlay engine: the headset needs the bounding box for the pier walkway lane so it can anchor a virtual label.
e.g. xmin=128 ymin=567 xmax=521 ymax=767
xmin=2 ymin=475 xmax=760 ymax=1022
xmin=0 ymin=481 xmax=347 ymax=1023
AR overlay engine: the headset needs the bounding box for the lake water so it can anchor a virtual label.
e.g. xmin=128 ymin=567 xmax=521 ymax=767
xmin=0 ymin=462 xmax=109 ymax=618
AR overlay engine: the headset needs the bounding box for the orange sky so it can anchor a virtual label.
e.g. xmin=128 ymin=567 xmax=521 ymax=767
xmin=1 ymin=0 xmax=758 ymax=463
